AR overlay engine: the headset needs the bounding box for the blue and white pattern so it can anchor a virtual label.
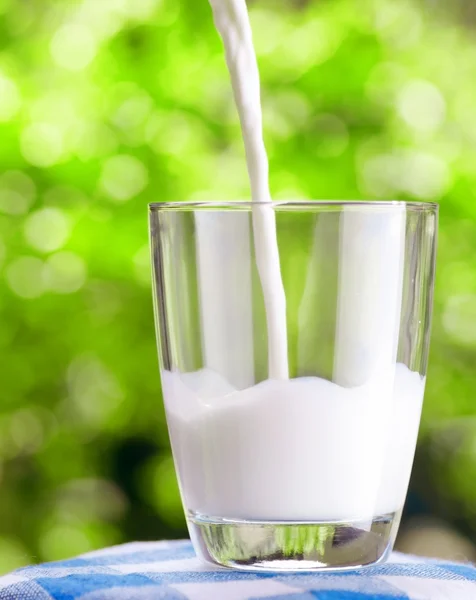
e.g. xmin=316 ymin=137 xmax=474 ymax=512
xmin=0 ymin=540 xmax=475 ymax=599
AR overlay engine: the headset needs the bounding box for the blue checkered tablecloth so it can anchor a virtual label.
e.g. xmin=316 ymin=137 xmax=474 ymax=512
xmin=0 ymin=540 xmax=475 ymax=599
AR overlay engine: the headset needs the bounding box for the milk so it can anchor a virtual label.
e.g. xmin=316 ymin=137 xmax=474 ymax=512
xmin=207 ymin=0 xmax=288 ymax=380
xmin=162 ymin=365 xmax=425 ymax=522
xmin=171 ymin=0 xmax=419 ymax=526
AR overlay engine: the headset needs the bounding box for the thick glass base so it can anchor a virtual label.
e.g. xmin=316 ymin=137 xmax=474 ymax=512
xmin=188 ymin=511 xmax=400 ymax=571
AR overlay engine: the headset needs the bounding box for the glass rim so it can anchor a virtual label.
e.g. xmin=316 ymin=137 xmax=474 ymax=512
xmin=149 ymin=200 xmax=439 ymax=212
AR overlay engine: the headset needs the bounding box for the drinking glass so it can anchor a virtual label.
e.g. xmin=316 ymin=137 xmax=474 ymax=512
xmin=149 ymin=201 xmax=438 ymax=571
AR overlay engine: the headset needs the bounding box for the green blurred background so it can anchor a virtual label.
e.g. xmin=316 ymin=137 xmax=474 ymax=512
xmin=2 ymin=0 xmax=476 ymax=572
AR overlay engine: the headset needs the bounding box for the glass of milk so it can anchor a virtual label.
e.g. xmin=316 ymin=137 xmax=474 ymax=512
xmin=149 ymin=200 xmax=438 ymax=571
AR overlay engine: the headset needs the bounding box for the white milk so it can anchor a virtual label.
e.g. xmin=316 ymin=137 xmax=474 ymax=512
xmin=175 ymin=1 xmax=418 ymax=525
xmin=208 ymin=0 xmax=288 ymax=380
xmin=162 ymin=365 xmax=425 ymax=522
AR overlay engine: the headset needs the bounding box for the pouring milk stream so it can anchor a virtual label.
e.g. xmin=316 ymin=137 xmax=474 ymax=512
xmin=208 ymin=0 xmax=288 ymax=380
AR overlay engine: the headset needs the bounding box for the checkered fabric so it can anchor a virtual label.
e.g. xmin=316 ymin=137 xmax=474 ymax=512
xmin=0 ymin=540 xmax=475 ymax=599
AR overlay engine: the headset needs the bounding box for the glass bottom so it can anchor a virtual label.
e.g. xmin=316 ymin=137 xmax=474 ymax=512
xmin=188 ymin=511 xmax=400 ymax=571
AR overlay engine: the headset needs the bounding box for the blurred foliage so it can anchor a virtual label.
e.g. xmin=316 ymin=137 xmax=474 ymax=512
xmin=2 ymin=0 xmax=476 ymax=573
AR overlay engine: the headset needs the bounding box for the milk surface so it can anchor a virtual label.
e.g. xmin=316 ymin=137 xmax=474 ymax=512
xmin=162 ymin=366 xmax=425 ymax=522
xmin=208 ymin=0 xmax=288 ymax=380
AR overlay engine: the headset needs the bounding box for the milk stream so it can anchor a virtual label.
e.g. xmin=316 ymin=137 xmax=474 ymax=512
xmin=208 ymin=0 xmax=289 ymax=380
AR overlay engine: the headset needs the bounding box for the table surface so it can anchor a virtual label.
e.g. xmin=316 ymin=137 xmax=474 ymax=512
xmin=0 ymin=540 xmax=475 ymax=599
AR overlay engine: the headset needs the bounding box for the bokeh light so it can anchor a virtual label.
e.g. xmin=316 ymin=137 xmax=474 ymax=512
xmin=66 ymin=355 xmax=125 ymax=428
xmin=397 ymin=80 xmax=446 ymax=134
xmin=122 ymin=0 xmax=161 ymax=21
xmin=50 ymin=23 xmax=98 ymax=72
xmin=443 ymin=295 xmax=476 ymax=346
xmin=360 ymin=151 xmax=449 ymax=199
xmin=374 ymin=1 xmax=422 ymax=48
xmin=6 ymin=256 xmax=45 ymax=299
xmin=24 ymin=208 xmax=70 ymax=253
xmin=100 ymin=154 xmax=149 ymax=202
xmin=21 ymin=123 xmax=65 ymax=168
xmin=44 ymin=252 xmax=87 ymax=294
xmin=0 ymin=73 xmax=21 ymax=121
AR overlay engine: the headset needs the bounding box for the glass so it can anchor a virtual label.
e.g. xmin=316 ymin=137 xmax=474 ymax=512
xmin=149 ymin=200 xmax=438 ymax=571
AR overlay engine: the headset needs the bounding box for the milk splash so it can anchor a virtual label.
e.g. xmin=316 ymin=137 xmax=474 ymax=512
xmin=208 ymin=0 xmax=288 ymax=380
